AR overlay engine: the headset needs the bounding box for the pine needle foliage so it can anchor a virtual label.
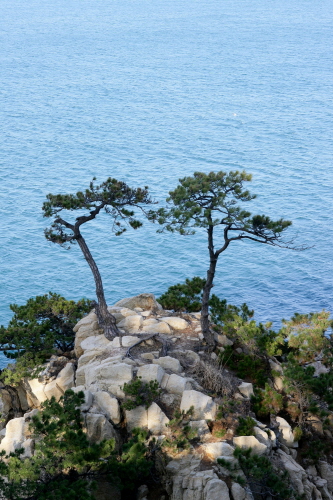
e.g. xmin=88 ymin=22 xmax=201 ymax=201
xmin=43 ymin=178 xmax=154 ymax=340
xmin=0 ymin=293 xmax=92 ymax=385
xmin=218 ymin=448 xmax=300 ymax=500
xmin=158 ymin=277 xmax=206 ymax=312
xmin=0 ymin=391 xmax=152 ymax=500
xmin=122 ymin=378 xmax=161 ymax=410
xmin=162 ymin=407 xmax=197 ymax=452
xmin=236 ymin=417 xmax=256 ymax=436
xmin=151 ymin=170 xmax=296 ymax=344
xmin=280 ymin=311 xmax=333 ymax=362
xmin=0 ymin=293 xmax=92 ymax=358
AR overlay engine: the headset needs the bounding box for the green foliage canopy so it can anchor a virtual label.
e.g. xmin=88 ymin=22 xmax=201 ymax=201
xmin=0 ymin=391 xmax=152 ymax=500
xmin=158 ymin=276 xmax=206 ymax=312
xmin=153 ymin=171 xmax=293 ymax=242
xmin=151 ymin=170 xmax=296 ymax=344
xmin=0 ymin=293 xmax=92 ymax=358
xmin=43 ymin=177 xmax=153 ymax=244
xmin=279 ymin=311 xmax=333 ymax=362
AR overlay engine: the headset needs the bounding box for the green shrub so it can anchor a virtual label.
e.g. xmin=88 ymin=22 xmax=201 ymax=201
xmin=251 ymin=384 xmax=283 ymax=418
xmin=220 ymin=347 xmax=269 ymax=387
xmin=301 ymin=438 xmax=331 ymax=463
xmin=283 ymin=355 xmax=333 ymax=415
xmin=0 ymin=352 xmax=46 ymax=386
xmin=162 ymin=407 xmax=197 ymax=452
xmin=158 ymin=276 xmax=206 ymax=312
xmin=236 ymin=416 xmax=256 ymax=436
xmin=213 ymin=429 xmax=227 ymax=438
xmin=0 ymin=390 xmax=152 ymax=499
xmin=293 ymin=426 xmax=302 ymax=442
xmin=209 ymin=294 xmax=254 ymax=329
xmin=280 ymin=311 xmax=332 ymax=362
xmin=122 ymin=378 xmax=161 ymax=410
xmin=0 ymin=293 xmax=92 ymax=386
xmin=0 ymin=293 xmax=92 ymax=359
xmin=218 ymin=447 xmax=299 ymax=499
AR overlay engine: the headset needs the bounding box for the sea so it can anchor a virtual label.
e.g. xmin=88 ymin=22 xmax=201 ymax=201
xmin=1 ymin=0 xmax=332 ymax=368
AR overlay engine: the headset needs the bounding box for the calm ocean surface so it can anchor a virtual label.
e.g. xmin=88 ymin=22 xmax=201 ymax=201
xmin=1 ymin=0 xmax=332 ymax=368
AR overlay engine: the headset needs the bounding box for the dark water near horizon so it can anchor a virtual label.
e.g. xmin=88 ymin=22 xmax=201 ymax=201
xmin=1 ymin=0 xmax=333 ymax=367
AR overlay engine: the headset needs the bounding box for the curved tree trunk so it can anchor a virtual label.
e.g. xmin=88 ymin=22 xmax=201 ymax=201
xmin=76 ymin=234 xmax=120 ymax=340
xmin=201 ymin=257 xmax=217 ymax=346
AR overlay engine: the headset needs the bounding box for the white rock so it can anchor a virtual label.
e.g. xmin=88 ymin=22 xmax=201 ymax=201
xmin=75 ymin=365 xmax=87 ymax=387
xmin=203 ymin=442 xmax=234 ymax=460
xmin=141 ymin=353 xmax=156 ymax=361
xmin=276 ymin=416 xmax=297 ymax=448
xmin=141 ymin=322 xmax=171 ymax=334
xmin=147 ymin=402 xmax=169 ymax=434
xmin=165 ymin=374 xmax=192 ymax=395
xmin=73 ymin=312 xmax=98 ymax=332
xmin=307 ymin=361 xmax=330 ymax=377
xmin=215 ymin=334 xmax=233 ymax=346
xmin=93 ymin=391 xmax=121 ymax=424
xmin=121 ymin=335 xmax=140 ymax=347
xmin=162 ymin=317 xmax=188 ymax=330
xmin=85 ymin=362 xmax=133 ymax=398
xmin=269 ymin=359 xmax=284 ymax=391
xmin=233 ymin=436 xmax=268 ymax=456
xmin=231 ymin=482 xmax=247 ymax=500
xmin=108 ymin=307 xmax=137 ymax=319
xmin=21 ymin=438 xmax=35 ymax=458
xmin=277 ymin=449 xmax=306 ymax=496
xmin=318 ymin=461 xmax=333 ymax=491
xmin=80 ymin=334 xmax=112 ymax=354
xmin=125 ymin=406 xmax=148 ymax=431
xmin=238 ymin=382 xmax=254 ymax=399
xmin=111 ymin=336 xmax=121 ymax=347
xmin=153 ymin=356 xmax=182 ymax=373
xmin=143 ymin=318 xmax=159 ymax=326
xmin=85 ymin=413 xmax=119 ymax=448
xmin=0 ymin=417 xmax=27 ymax=454
xmin=43 ymin=379 xmax=63 ymax=401
xmin=56 ymin=363 xmax=75 ymax=392
xmin=189 ymin=420 xmax=211 ymax=442
xmin=137 ymin=364 xmax=165 ymax=384
xmin=183 ymin=350 xmax=200 ymax=365
xmin=77 ymin=350 xmax=101 ymax=368
xmin=113 ymin=294 xmax=160 ymax=311
xmin=180 ymin=390 xmax=217 ymax=420
xmin=204 ymin=478 xmax=230 ymax=500
xmin=253 ymin=427 xmax=271 ymax=448
xmin=118 ymin=315 xmax=143 ymax=333
xmin=28 ymin=378 xmax=47 ymax=404
xmin=23 ymin=408 xmax=39 ymax=421
xmin=71 ymin=386 xmax=93 ymax=412
xmin=234 ymin=393 xmax=245 ymax=401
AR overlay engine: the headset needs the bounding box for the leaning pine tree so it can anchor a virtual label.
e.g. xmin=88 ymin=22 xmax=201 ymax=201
xmin=43 ymin=177 xmax=153 ymax=340
xmin=152 ymin=170 xmax=303 ymax=345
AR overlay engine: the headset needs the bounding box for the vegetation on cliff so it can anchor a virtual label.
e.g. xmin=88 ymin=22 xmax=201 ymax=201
xmin=0 ymin=391 xmax=152 ymax=500
xmin=151 ymin=170 xmax=300 ymax=345
xmin=43 ymin=177 xmax=154 ymax=340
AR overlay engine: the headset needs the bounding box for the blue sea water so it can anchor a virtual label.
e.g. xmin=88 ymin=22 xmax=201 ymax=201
xmin=1 ymin=0 xmax=333 ymax=368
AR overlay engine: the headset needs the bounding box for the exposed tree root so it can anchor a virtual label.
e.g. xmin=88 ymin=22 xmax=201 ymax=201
xmin=125 ymin=333 xmax=169 ymax=360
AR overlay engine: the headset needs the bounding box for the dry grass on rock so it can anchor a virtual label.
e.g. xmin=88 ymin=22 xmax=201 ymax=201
xmin=188 ymin=358 xmax=239 ymax=398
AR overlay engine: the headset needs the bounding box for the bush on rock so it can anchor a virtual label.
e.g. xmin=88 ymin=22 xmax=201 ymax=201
xmin=0 ymin=390 xmax=152 ymax=500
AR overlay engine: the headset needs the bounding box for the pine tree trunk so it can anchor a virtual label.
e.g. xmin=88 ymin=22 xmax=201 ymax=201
xmin=76 ymin=235 xmax=120 ymax=339
xmin=201 ymin=257 xmax=217 ymax=346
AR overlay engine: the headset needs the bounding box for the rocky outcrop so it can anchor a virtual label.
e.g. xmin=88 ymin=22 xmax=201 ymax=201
xmin=2 ymin=293 xmax=333 ymax=500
